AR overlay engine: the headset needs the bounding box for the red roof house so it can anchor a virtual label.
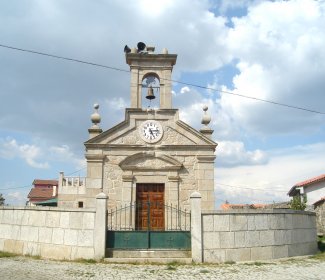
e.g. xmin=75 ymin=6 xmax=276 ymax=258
xmin=288 ymin=173 xmax=325 ymax=205
xmin=27 ymin=179 xmax=58 ymax=206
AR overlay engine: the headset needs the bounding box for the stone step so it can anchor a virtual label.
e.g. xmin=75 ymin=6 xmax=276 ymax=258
xmin=106 ymin=249 xmax=191 ymax=259
xmin=103 ymin=257 xmax=192 ymax=264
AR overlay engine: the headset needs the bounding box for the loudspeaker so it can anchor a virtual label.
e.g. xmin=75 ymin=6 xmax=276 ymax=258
xmin=137 ymin=42 xmax=146 ymax=52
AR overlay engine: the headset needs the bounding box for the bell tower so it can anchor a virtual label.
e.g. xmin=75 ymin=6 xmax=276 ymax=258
xmin=125 ymin=42 xmax=177 ymax=109
xmin=58 ymin=42 xmax=217 ymax=212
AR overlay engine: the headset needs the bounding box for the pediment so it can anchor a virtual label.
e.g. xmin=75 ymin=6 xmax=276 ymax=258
xmin=86 ymin=122 xmax=216 ymax=146
xmin=85 ymin=109 xmax=217 ymax=147
xmin=119 ymin=152 xmax=182 ymax=171
xmin=160 ymin=126 xmax=196 ymax=145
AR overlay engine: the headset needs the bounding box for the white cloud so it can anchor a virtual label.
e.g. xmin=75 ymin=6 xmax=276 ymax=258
xmin=105 ymin=97 xmax=128 ymax=111
xmin=177 ymin=94 xmax=242 ymax=141
xmin=0 ymin=0 xmax=324 ymax=208
xmin=138 ymin=0 xmax=174 ymax=18
xmin=49 ymin=145 xmax=85 ymax=169
xmin=219 ymin=0 xmax=325 ymax=135
xmin=180 ymin=86 xmax=190 ymax=94
xmin=215 ymin=142 xmax=325 ymax=208
xmin=0 ymin=138 xmax=49 ymax=169
xmin=0 ymin=138 xmax=85 ymax=170
xmin=0 ymin=188 xmax=29 ymax=206
xmin=7 ymin=191 xmax=26 ymax=206
xmin=217 ymin=141 xmax=268 ymax=167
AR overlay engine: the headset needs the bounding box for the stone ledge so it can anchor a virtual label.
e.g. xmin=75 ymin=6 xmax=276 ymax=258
xmin=202 ymin=210 xmax=316 ymax=215
xmin=0 ymin=206 xmax=96 ymax=213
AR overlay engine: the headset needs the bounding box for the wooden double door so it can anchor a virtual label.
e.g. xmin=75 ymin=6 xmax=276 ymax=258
xmin=136 ymin=183 xmax=165 ymax=231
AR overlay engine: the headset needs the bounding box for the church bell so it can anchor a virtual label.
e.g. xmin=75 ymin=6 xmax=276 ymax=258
xmin=146 ymin=86 xmax=156 ymax=100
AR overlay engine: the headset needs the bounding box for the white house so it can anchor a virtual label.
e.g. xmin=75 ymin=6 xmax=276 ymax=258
xmin=288 ymin=173 xmax=325 ymax=205
xmin=288 ymin=174 xmax=325 ymax=235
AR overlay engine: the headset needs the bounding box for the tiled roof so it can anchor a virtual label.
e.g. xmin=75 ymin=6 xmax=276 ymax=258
xmin=32 ymin=179 xmax=58 ymax=186
xmin=294 ymin=174 xmax=325 ymax=188
xmin=313 ymin=197 xmax=325 ymax=206
xmin=28 ymin=188 xmax=54 ymax=200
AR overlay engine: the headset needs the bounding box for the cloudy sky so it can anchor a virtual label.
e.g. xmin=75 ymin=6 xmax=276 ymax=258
xmin=0 ymin=0 xmax=324 ymax=207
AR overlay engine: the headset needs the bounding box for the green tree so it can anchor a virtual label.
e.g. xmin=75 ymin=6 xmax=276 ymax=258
xmin=290 ymin=194 xmax=307 ymax=210
xmin=0 ymin=193 xmax=5 ymax=206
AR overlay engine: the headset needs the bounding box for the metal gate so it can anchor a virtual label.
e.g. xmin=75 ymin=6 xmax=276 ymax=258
xmin=107 ymin=202 xmax=191 ymax=249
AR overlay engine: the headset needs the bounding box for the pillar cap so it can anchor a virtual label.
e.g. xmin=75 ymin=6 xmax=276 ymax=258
xmin=190 ymin=191 xmax=202 ymax=198
xmin=96 ymin=192 xmax=108 ymax=199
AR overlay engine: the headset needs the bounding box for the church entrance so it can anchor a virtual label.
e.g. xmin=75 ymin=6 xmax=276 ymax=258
xmin=106 ymin=182 xmax=191 ymax=250
xmin=136 ymin=183 xmax=164 ymax=230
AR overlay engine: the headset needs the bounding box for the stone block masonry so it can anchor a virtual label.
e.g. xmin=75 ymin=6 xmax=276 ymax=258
xmin=201 ymin=209 xmax=318 ymax=263
xmin=190 ymin=192 xmax=318 ymax=263
xmin=0 ymin=206 xmax=96 ymax=260
xmin=0 ymin=193 xmax=107 ymax=260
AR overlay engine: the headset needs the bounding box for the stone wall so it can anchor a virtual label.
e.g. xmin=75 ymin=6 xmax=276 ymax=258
xmin=0 ymin=206 xmax=95 ymax=260
xmin=190 ymin=192 xmax=318 ymax=263
xmin=315 ymin=202 xmax=325 ymax=235
xmin=0 ymin=194 xmax=107 ymax=260
xmin=201 ymin=210 xmax=318 ymax=262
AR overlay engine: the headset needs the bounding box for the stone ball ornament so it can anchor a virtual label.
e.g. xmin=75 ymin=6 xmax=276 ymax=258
xmin=201 ymin=105 xmax=211 ymax=126
xmin=91 ymin=103 xmax=101 ymax=126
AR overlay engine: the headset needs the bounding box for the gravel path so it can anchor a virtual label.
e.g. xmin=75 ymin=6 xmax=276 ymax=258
xmin=1 ymin=256 xmax=325 ymax=280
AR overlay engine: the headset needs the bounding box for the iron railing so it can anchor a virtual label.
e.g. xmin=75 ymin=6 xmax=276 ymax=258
xmin=107 ymin=202 xmax=191 ymax=231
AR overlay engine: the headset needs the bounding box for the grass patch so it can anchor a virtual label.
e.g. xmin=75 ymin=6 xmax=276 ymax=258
xmin=166 ymin=261 xmax=181 ymax=266
xmin=74 ymin=258 xmax=97 ymax=264
xmin=0 ymin=251 xmax=18 ymax=258
xmin=243 ymin=261 xmax=271 ymax=266
xmin=253 ymin=261 xmax=268 ymax=266
xmin=310 ymin=251 xmax=325 ymax=261
xmin=199 ymin=269 xmax=210 ymax=273
xmin=166 ymin=265 xmax=177 ymax=271
xmin=24 ymin=254 xmax=41 ymax=260
xmin=224 ymin=260 xmax=236 ymax=265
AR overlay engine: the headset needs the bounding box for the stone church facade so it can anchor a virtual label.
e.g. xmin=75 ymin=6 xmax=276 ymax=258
xmin=0 ymin=44 xmax=318 ymax=263
xmin=58 ymin=44 xmax=217 ymax=212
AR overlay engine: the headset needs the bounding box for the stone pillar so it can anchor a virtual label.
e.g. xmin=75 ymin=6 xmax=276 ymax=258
xmin=122 ymin=174 xmax=134 ymax=229
xmin=196 ymin=155 xmax=216 ymax=210
xmin=160 ymin=69 xmax=173 ymax=109
xmin=59 ymin=171 xmax=64 ymax=188
xmin=129 ymin=67 xmax=141 ymax=108
xmin=190 ymin=191 xmax=202 ymax=263
xmin=94 ymin=192 xmax=108 ymax=260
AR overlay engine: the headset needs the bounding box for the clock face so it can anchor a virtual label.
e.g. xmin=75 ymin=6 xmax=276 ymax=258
xmin=139 ymin=120 xmax=163 ymax=143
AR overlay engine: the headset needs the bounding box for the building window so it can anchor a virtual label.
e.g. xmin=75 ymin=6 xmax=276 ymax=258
xmin=78 ymin=201 xmax=84 ymax=208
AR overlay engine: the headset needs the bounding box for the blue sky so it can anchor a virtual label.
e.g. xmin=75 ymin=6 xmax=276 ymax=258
xmin=0 ymin=0 xmax=324 ymax=207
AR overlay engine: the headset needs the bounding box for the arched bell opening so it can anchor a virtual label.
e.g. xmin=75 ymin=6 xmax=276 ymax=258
xmin=141 ymin=73 xmax=160 ymax=109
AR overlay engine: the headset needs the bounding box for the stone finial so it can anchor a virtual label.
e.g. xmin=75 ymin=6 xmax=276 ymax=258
xmin=88 ymin=103 xmax=103 ymax=139
xmin=201 ymin=105 xmax=211 ymax=128
xmin=91 ymin=104 xmax=101 ymax=128
xmin=162 ymin=48 xmax=168 ymax=54
xmin=200 ymin=105 xmax=213 ymax=139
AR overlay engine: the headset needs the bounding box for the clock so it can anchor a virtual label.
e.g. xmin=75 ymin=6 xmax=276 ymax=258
xmin=139 ymin=120 xmax=163 ymax=143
